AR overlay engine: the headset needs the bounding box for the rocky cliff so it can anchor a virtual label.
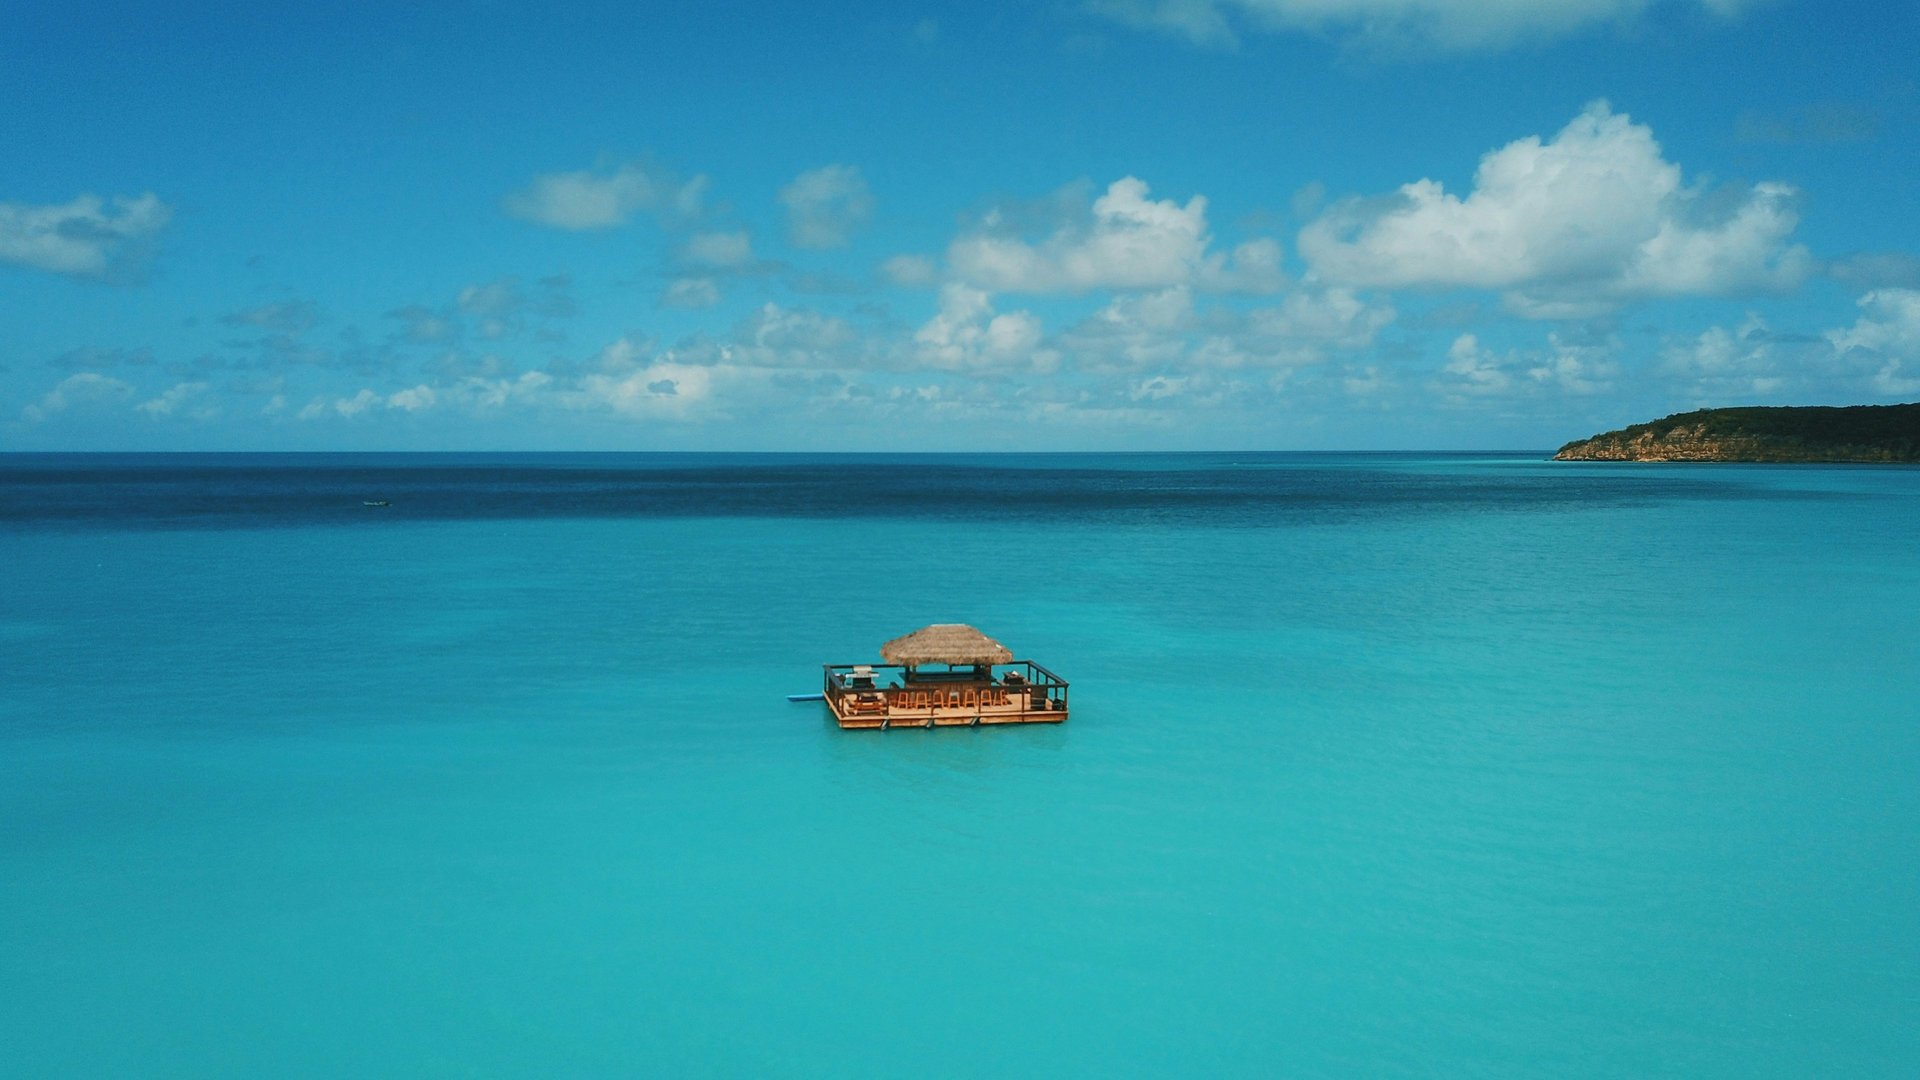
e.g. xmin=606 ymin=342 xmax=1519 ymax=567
xmin=1554 ymin=404 xmax=1920 ymax=462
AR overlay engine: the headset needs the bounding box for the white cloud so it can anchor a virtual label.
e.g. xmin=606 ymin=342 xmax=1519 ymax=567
xmin=1124 ymin=372 xmax=1243 ymax=407
xmin=1525 ymin=335 xmax=1618 ymax=395
xmin=779 ymin=164 xmax=875 ymax=249
xmin=947 ymin=177 xmax=1284 ymax=295
xmin=1827 ymin=289 xmax=1920 ymax=397
xmin=1299 ymin=102 xmax=1810 ymax=315
xmin=503 ymin=162 xmax=707 ymax=230
xmin=881 ymin=254 xmax=938 ymax=287
xmin=1208 ymin=237 xmax=1286 ymax=293
xmin=136 ymin=381 xmax=216 ymax=419
xmin=1436 ymin=330 xmax=1617 ymax=399
xmin=685 ymin=230 xmax=755 ymax=268
xmin=22 ymin=372 xmax=135 ymax=421
xmin=738 ymin=303 xmax=855 ymax=355
xmin=1090 ymin=0 xmax=1758 ymax=52
xmin=1061 ymin=284 xmax=1392 ymax=372
xmin=577 ymin=362 xmax=722 ymax=420
xmin=1656 ymin=298 xmax=1920 ymax=403
xmin=662 ymin=277 xmax=722 ymax=309
xmin=460 ymin=371 xmax=554 ymax=410
xmin=1869 ymin=364 xmax=1920 ymax=398
xmin=1661 ymin=318 xmax=1788 ymax=399
xmin=574 ymin=306 xmax=870 ymax=380
xmin=913 ymin=284 xmax=1052 ymax=372
xmin=1130 ymin=375 xmax=1187 ymax=401
xmin=1064 ymin=287 xmax=1199 ymax=370
xmin=1668 ymin=323 xmax=1745 ymax=373
xmin=332 ymin=389 xmax=380 ymax=418
xmin=561 ymin=336 xmax=762 ymax=419
xmin=590 ymin=336 xmax=651 ymax=374
xmin=0 ymin=193 xmax=171 ymax=279
xmin=298 ymin=387 xmax=439 ymax=421
xmin=1440 ymin=334 xmax=1515 ymax=396
xmin=386 ymin=385 xmax=437 ymax=412
xmin=287 ymin=372 xmax=535 ymax=418
xmin=1827 ymin=288 xmax=1920 ymax=360
xmin=1246 ymin=287 xmax=1394 ymax=350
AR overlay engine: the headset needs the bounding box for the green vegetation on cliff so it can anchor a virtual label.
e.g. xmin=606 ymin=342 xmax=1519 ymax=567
xmin=1555 ymin=404 xmax=1920 ymax=462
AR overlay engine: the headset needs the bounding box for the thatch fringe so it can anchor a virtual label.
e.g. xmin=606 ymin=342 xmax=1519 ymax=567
xmin=880 ymin=624 xmax=1014 ymax=666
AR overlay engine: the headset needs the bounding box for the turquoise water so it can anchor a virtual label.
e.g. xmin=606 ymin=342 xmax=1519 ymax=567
xmin=3 ymin=453 xmax=1917 ymax=1076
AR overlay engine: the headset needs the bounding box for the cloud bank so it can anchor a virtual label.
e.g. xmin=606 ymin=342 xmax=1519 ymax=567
xmin=948 ymin=177 xmax=1284 ymax=295
xmin=1298 ymin=102 xmax=1810 ymax=317
xmin=504 ymin=162 xmax=707 ymax=230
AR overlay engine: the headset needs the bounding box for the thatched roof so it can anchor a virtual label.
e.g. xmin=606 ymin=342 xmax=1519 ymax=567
xmin=880 ymin=624 xmax=1013 ymax=666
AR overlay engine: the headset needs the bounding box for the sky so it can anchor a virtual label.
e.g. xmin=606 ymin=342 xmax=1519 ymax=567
xmin=4 ymin=0 xmax=1919 ymax=451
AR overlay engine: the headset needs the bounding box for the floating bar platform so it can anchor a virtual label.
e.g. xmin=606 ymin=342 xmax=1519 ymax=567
xmin=822 ymin=624 xmax=1067 ymax=730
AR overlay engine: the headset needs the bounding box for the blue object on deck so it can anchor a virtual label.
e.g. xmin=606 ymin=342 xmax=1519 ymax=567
xmin=786 ymin=693 xmax=824 ymax=702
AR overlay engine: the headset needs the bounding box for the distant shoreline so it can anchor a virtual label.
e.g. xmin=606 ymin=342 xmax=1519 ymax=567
xmin=1555 ymin=404 xmax=1920 ymax=463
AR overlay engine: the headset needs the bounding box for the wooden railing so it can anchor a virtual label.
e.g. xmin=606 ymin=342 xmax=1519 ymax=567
xmin=822 ymin=660 xmax=1068 ymax=714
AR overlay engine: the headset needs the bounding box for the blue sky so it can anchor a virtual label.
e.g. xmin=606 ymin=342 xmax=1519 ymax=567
xmin=4 ymin=0 xmax=1918 ymax=450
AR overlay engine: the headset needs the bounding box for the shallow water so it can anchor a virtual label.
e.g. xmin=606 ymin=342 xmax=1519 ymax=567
xmin=3 ymin=453 xmax=1917 ymax=1076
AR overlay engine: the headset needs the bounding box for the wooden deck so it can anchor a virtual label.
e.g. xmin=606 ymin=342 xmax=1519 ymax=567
xmin=827 ymin=693 xmax=1067 ymax=729
xmin=823 ymin=661 xmax=1068 ymax=730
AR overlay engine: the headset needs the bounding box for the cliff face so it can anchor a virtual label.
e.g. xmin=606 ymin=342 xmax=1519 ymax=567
xmin=1554 ymin=404 xmax=1920 ymax=463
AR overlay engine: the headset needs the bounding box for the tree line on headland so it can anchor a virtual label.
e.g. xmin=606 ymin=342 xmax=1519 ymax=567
xmin=1554 ymin=404 xmax=1920 ymax=462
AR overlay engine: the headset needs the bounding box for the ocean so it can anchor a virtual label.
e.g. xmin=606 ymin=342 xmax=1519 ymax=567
xmin=3 ymin=453 xmax=1917 ymax=1077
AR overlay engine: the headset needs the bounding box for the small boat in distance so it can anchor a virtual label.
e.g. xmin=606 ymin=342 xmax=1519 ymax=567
xmin=362 ymin=500 xmax=391 ymax=507
xmin=823 ymin=624 xmax=1068 ymax=730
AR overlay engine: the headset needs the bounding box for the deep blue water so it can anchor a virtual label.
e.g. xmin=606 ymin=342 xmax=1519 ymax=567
xmin=3 ymin=453 xmax=1917 ymax=1076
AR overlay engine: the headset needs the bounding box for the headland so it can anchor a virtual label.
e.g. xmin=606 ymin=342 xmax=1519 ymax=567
xmin=1554 ymin=404 xmax=1920 ymax=462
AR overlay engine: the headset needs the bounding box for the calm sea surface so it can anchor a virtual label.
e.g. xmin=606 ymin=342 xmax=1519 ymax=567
xmin=3 ymin=453 xmax=1917 ymax=1077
